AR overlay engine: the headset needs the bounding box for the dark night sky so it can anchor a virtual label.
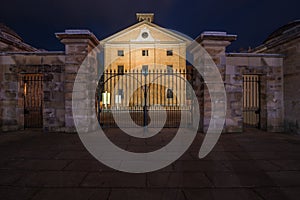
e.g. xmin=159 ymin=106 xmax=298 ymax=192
xmin=1 ymin=0 xmax=299 ymax=52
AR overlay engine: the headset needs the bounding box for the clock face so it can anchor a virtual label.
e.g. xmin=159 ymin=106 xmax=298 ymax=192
xmin=142 ymin=32 xmax=149 ymax=39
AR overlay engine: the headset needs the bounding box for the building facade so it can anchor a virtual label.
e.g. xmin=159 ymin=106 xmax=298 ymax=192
xmin=100 ymin=14 xmax=190 ymax=109
xmin=252 ymin=20 xmax=300 ymax=134
xmin=0 ymin=13 xmax=293 ymax=133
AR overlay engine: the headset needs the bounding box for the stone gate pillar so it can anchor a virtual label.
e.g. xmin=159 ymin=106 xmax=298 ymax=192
xmin=195 ymin=32 xmax=237 ymax=133
xmin=56 ymin=30 xmax=99 ymax=133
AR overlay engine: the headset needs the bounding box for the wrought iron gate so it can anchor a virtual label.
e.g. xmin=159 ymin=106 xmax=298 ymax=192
xmin=243 ymin=75 xmax=260 ymax=128
xmin=96 ymin=68 xmax=193 ymax=128
xmin=23 ymin=74 xmax=43 ymax=128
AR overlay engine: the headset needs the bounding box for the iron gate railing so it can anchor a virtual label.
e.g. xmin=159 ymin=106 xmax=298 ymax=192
xmin=22 ymin=74 xmax=43 ymax=128
xmin=96 ymin=68 xmax=193 ymax=128
xmin=243 ymin=75 xmax=260 ymax=128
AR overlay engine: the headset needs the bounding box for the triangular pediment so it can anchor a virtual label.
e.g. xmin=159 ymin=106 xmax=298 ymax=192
xmin=101 ymin=21 xmax=191 ymax=44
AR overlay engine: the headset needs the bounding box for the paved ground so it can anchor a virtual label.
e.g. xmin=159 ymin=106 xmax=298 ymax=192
xmin=0 ymin=128 xmax=300 ymax=200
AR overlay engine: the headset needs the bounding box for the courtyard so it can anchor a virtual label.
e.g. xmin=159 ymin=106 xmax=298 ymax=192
xmin=0 ymin=129 xmax=300 ymax=200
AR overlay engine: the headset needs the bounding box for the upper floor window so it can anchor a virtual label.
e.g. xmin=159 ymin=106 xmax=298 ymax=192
xmin=118 ymin=50 xmax=124 ymax=56
xmin=166 ymin=50 xmax=173 ymax=56
xmin=142 ymin=50 xmax=149 ymax=56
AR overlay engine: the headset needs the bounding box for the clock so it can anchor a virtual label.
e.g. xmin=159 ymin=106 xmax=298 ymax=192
xmin=142 ymin=32 xmax=148 ymax=39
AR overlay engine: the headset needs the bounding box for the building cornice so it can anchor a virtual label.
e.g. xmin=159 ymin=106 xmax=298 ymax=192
xmin=55 ymin=30 xmax=99 ymax=47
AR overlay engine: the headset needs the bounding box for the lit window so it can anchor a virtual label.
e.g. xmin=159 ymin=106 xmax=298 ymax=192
xmin=142 ymin=65 xmax=148 ymax=75
xmin=167 ymin=50 xmax=173 ymax=56
xmin=118 ymin=50 xmax=124 ymax=56
xmin=142 ymin=50 xmax=149 ymax=56
xmin=118 ymin=89 xmax=124 ymax=99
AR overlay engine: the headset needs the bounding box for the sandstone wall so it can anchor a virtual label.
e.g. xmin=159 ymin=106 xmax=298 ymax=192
xmin=226 ymin=54 xmax=284 ymax=132
xmin=0 ymin=53 xmax=66 ymax=132
xmin=261 ymin=38 xmax=300 ymax=133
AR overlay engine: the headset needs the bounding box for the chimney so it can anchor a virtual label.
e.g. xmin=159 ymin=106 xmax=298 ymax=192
xmin=136 ymin=13 xmax=154 ymax=23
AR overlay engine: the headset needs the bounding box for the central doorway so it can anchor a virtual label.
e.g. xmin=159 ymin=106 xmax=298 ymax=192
xmin=96 ymin=68 xmax=193 ymax=128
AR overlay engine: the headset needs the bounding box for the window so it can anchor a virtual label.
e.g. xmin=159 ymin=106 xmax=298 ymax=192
xmin=118 ymin=50 xmax=124 ymax=56
xmin=115 ymin=89 xmax=123 ymax=104
xmin=118 ymin=65 xmax=124 ymax=75
xmin=142 ymin=50 xmax=149 ymax=56
xmin=167 ymin=65 xmax=173 ymax=74
xmin=166 ymin=50 xmax=173 ymax=56
xmin=167 ymin=89 xmax=173 ymax=99
xmin=118 ymin=89 xmax=124 ymax=99
xmin=142 ymin=65 xmax=148 ymax=75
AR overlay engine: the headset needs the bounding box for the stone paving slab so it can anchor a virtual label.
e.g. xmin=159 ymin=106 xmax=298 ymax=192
xmin=0 ymin=186 xmax=38 ymax=200
xmin=268 ymin=159 xmax=300 ymax=170
xmin=0 ymin=129 xmax=300 ymax=200
xmin=109 ymin=189 xmax=186 ymax=200
xmin=31 ymin=188 xmax=110 ymax=200
xmin=15 ymin=171 xmax=87 ymax=187
xmin=184 ymin=188 xmax=263 ymax=200
xmin=14 ymin=159 xmax=70 ymax=171
xmin=173 ymin=160 xmax=230 ymax=172
xmin=266 ymin=171 xmax=300 ymax=186
xmin=254 ymin=187 xmax=300 ymax=200
xmin=205 ymin=171 xmax=278 ymax=187
xmin=147 ymin=172 xmax=213 ymax=188
xmin=63 ymin=160 xmax=109 ymax=172
xmin=221 ymin=160 xmax=281 ymax=171
xmin=54 ymin=150 xmax=94 ymax=160
xmin=81 ymin=172 xmax=146 ymax=188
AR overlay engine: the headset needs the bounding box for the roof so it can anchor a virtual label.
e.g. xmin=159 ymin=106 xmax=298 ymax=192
xmin=0 ymin=23 xmax=23 ymax=42
xmin=0 ymin=23 xmax=37 ymax=52
xmin=264 ymin=20 xmax=300 ymax=44
xmin=100 ymin=20 xmax=192 ymax=44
